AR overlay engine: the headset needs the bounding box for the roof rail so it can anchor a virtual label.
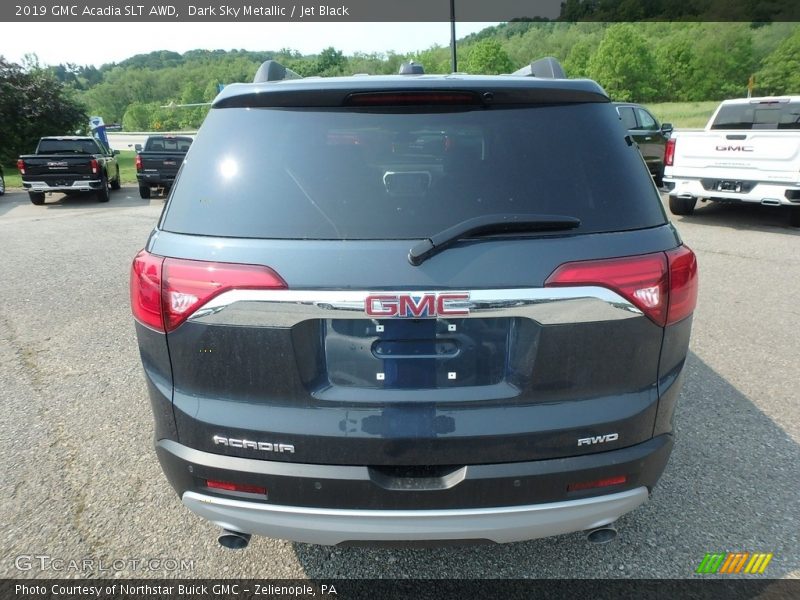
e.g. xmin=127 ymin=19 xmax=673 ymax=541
xmin=512 ymin=57 xmax=566 ymax=79
xmin=399 ymin=61 xmax=425 ymax=75
xmin=253 ymin=60 xmax=302 ymax=83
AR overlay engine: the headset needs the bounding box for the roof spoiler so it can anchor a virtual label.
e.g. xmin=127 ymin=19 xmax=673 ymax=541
xmin=512 ymin=57 xmax=566 ymax=79
xmin=253 ymin=60 xmax=302 ymax=83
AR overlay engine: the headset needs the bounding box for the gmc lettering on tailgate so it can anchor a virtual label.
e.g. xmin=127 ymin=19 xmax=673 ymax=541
xmin=716 ymin=145 xmax=754 ymax=152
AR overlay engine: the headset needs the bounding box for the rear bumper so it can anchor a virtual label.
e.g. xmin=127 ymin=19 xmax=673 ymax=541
xmin=664 ymin=177 xmax=800 ymax=206
xmin=156 ymin=434 xmax=672 ymax=545
xmin=23 ymin=179 xmax=102 ymax=193
xmin=183 ymin=487 xmax=649 ymax=545
xmin=137 ymin=173 xmax=176 ymax=186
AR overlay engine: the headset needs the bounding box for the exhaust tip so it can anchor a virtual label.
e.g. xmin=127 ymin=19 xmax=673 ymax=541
xmin=586 ymin=526 xmax=617 ymax=545
xmin=218 ymin=529 xmax=251 ymax=550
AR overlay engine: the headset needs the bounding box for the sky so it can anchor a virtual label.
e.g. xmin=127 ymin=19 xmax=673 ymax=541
xmin=0 ymin=22 xmax=498 ymax=67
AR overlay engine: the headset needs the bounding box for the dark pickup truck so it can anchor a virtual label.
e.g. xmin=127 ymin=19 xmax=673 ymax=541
xmin=135 ymin=135 xmax=193 ymax=198
xmin=614 ymin=103 xmax=673 ymax=188
xmin=17 ymin=136 xmax=120 ymax=205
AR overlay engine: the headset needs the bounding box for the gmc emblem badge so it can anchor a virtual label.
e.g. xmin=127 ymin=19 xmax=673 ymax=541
xmin=365 ymin=293 xmax=470 ymax=318
xmin=715 ymin=145 xmax=754 ymax=152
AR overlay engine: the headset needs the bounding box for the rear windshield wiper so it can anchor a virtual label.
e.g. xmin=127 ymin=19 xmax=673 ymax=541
xmin=408 ymin=213 xmax=580 ymax=266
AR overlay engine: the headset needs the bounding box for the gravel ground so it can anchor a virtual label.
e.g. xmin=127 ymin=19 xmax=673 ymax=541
xmin=0 ymin=187 xmax=798 ymax=579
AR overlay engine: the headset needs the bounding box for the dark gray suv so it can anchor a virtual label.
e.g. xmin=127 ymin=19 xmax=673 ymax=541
xmin=131 ymin=59 xmax=698 ymax=548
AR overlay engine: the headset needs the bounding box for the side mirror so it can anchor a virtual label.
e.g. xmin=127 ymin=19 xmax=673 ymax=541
xmin=661 ymin=123 xmax=674 ymax=136
xmin=134 ymin=144 xmax=142 ymax=152
xmin=113 ymin=149 xmax=120 ymax=156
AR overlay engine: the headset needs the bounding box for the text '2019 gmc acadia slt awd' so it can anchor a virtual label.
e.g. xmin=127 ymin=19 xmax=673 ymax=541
xmin=131 ymin=58 xmax=698 ymax=548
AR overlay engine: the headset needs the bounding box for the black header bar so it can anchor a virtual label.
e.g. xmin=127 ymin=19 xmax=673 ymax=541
xmin=2 ymin=0 xmax=799 ymax=22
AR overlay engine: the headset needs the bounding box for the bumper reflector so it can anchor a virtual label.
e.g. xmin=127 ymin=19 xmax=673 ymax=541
xmin=206 ymin=479 xmax=267 ymax=496
xmin=567 ymin=475 xmax=627 ymax=492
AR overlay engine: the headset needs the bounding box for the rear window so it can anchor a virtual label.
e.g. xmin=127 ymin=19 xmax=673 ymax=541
xmin=162 ymin=103 xmax=665 ymax=240
xmin=711 ymin=101 xmax=800 ymax=130
xmin=38 ymin=139 xmax=100 ymax=154
xmin=145 ymin=137 xmax=192 ymax=152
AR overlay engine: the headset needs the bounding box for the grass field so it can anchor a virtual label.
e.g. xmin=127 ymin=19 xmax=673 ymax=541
xmin=1 ymin=103 xmax=720 ymax=191
xmin=643 ymin=101 xmax=719 ymax=129
xmin=116 ymin=150 xmax=137 ymax=184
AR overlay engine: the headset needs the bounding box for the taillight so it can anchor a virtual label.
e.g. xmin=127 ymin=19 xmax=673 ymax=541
xmin=664 ymin=138 xmax=676 ymax=166
xmin=545 ymin=247 xmax=698 ymax=327
xmin=135 ymin=154 xmax=143 ymax=171
xmin=131 ymin=251 xmax=166 ymax=331
xmin=546 ymin=253 xmax=669 ymax=325
xmin=346 ymin=91 xmax=481 ymax=106
xmin=665 ymin=246 xmax=698 ymax=325
xmin=90 ymin=158 xmax=99 ymax=174
xmin=130 ymin=250 xmax=287 ymax=333
xmin=17 ymin=159 xmax=26 ymax=175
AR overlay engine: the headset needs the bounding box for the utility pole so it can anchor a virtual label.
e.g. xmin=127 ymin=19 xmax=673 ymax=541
xmin=450 ymin=0 xmax=457 ymax=72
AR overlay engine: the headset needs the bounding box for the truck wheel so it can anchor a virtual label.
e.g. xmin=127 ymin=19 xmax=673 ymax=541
xmin=139 ymin=184 xmax=151 ymax=199
xmin=29 ymin=191 xmax=45 ymax=205
xmin=110 ymin=166 xmax=121 ymax=190
xmin=0 ymin=172 xmax=5 ymax=195
xmin=790 ymin=207 xmax=800 ymax=228
xmin=97 ymin=174 xmax=110 ymax=202
xmin=669 ymin=195 xmax=695 ymax=216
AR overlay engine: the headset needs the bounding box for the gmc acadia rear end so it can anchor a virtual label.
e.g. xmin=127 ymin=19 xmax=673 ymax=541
xmin=131 ymin=59 xmax=698 ymax=548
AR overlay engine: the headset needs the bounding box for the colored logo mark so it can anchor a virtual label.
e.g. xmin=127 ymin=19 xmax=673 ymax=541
xmin=696 ymin=552 xmax=773 ymax=574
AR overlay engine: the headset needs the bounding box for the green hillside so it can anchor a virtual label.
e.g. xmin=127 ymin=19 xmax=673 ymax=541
xmin=3 ymin=22 xmax=800 ymax=143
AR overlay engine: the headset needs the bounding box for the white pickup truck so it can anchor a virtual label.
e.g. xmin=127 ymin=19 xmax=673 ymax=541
xmin=664 ymin=96 xmax=800 ymax=226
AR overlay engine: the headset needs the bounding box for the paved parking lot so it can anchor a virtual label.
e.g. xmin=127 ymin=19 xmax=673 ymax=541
xmin=0 ymin=187 xmax=798 ymax=579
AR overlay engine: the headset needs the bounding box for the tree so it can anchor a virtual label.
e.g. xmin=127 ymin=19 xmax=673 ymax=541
xmin=121 ymin=102 xmax=152 ymax=131
xmin=653 ymin=28 xmax=698 ymax=102
xmin=0 ymin=57 xmax=86 ymax=163
xmin=563 ymin=37 xmax=596 ymax=78
xmin=315 ymin=47 xmax=346 ymax=76
xmin=757 ymin=27 xmax=800 ymax=95
xmin=180 ymin=81 xmax=205 ymax=104
xmin=203 ymin=81 xmax=221 ymax=102
xmin=587 ymin=24 xmax=658 ymax=102
xmin=686 ymin=24 xmax=755 ymax=101
xmin=412 ymin=46 xmax=451 ymax=74
xmin=463 ymin=39 xmax=514 ymax=74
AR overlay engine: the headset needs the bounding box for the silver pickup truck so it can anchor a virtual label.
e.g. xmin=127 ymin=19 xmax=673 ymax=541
xmin=664 ymin=96 xmax=800 ymax=226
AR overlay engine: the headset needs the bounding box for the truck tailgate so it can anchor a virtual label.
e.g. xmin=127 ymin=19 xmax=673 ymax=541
xmin=140 ymin=152 xmax=185 ymax=179
xmin=21 ymin=155 xmax=96 ymax=178
xmin=673 ymin=131 xmax=800 ymax=177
